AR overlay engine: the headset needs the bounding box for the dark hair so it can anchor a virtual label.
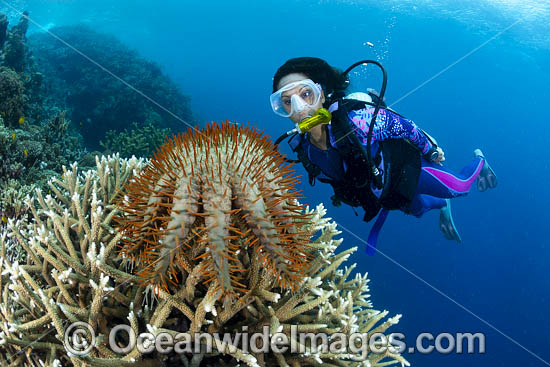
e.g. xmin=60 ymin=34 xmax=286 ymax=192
xmin=272 ymin=57 xmax=349 ymax=106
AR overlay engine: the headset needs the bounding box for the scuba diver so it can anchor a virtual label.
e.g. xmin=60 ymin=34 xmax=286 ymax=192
xmin=271 ymin=57 xmax=497 ymax=254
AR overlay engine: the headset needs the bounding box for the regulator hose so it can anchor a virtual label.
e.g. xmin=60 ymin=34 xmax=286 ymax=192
xmin=341 ymin=59 xmax=387 ymax=189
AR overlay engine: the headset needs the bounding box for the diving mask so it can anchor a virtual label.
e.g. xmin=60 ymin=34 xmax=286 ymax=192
xmin=270 ymin=79 xmax=322 ymax=117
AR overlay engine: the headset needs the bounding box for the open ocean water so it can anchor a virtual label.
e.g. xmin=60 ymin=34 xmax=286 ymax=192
xmin=1 ymin=0 xmax=549 ymax=366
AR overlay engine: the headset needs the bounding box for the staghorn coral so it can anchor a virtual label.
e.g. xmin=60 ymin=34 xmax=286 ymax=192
xmin=0 ymin=154 xmax=148 ymax=367
xmin=100 ymin=121 xmax=172 ymax=159
xmin=115 ymin=121 xmax=313 ymax=299
xmin=0 ymin=178 xmax=34 ymax=221
xmin=0 ymin=179 xmax=34 ymax=263
xmin=0 ymin=123 xmax=408 ymax=367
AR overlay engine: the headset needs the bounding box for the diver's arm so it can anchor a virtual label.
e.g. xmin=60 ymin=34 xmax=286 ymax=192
xmin=391 ymin=114 xmax=435 ymax=155
xmin=348 ymin=106 xmax=436 ymax=156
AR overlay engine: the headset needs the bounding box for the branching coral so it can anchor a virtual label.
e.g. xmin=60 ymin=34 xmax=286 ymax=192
xmin=0 ymin=179 xmax=34 ymax=263
xmin=0 ymin=178 xmax=34 ymax=221
xmin=0 ymin=154 xmax=147 ymax=366
xmin=0 ymin=124 xmax=408 ymax=367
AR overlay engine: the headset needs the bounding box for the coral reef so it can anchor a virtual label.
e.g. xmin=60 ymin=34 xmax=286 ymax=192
xmin=28 ymin=24 xmax=194 ymax=149
xmin=0 ymin=113 xmax=88 ymax=198
xmin=1 ymin=11 xmax=29 ymax=72
xmin=0 ymin=114 xmax=72 ymax=222
xmin=0 ymin=12 xmax=198 ymax=241
xmin=0 ymin=14 xmax=8 ymax=50
xmin=0 ymin=123 xmax=407 ymax=367
xmin=0 ymin=154 xmax=147 ymax=367
xmin=100 ymin=122 xmax=172 ymax=159
xmin=0 ymin=12 xmax=91 ymax=206
xmin=0 ymin=156 xmax=24 ymax=184
xmin=0 ymin=178 xmax=34 ymax=224
xmin=0 ymin=11 xmax=47 ymax=128
xmin=0 ymin=66 xmax=25 ymax=127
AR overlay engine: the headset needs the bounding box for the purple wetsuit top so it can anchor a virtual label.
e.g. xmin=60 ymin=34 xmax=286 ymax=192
xmin=344 ymin=106 xmax=434 ymax=156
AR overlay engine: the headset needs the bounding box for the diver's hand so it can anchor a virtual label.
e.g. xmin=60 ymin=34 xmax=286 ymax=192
xmin=433 ymin=147 xmax=445 ymax=165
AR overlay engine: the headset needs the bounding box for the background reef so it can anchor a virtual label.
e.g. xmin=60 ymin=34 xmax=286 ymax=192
xmin=27 ymin=24 xmax=194 ymax=150
xmin=0 ymin=12 xmax=197 ymax=227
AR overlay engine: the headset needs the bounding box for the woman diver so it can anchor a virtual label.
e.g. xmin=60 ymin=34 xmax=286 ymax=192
xmin=270 ymin=57 xmax=497 ymax=253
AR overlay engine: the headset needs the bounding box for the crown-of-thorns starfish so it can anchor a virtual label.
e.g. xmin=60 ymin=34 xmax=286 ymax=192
xmin=114 ymin=121 xmax=314 ymax=300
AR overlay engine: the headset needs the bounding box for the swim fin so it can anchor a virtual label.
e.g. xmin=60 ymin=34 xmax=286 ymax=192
xmin=474 ymin=149 xmax=498 ymax=192
xmin=439 ymin=199 xmax=462 ymax=243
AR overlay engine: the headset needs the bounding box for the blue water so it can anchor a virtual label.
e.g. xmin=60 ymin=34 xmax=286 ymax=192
xmin=3 ymin=0 xmax=550 ymax=365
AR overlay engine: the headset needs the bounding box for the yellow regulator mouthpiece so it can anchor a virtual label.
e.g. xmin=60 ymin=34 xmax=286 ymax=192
xmin=297 ymin=108 xmax=331 ymax=133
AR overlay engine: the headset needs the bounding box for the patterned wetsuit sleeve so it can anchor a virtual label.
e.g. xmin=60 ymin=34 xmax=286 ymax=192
xmin=348 ymin=107 xmax=434 ymax=154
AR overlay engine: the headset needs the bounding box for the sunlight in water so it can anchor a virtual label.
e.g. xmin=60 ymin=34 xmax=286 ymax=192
xmin=345 ymin=0 xmax=550 ymax=48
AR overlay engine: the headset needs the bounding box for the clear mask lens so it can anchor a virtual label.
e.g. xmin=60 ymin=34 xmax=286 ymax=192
xmin=270 ymin=79 xmax=322 ymax=117
xmin=290 ymin=95 xmax=308 ymax=113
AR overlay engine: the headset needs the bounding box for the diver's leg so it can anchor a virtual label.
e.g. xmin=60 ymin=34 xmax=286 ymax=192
xmin=416 ymin=156 xmax=485 ymax=198
xmin=409 ymin=194 xmax=446 ymax=217
xmin=409 ymin=194 xmax=461 ymax=242
xmin=413 ymin=153 xmax=496 ymax=243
